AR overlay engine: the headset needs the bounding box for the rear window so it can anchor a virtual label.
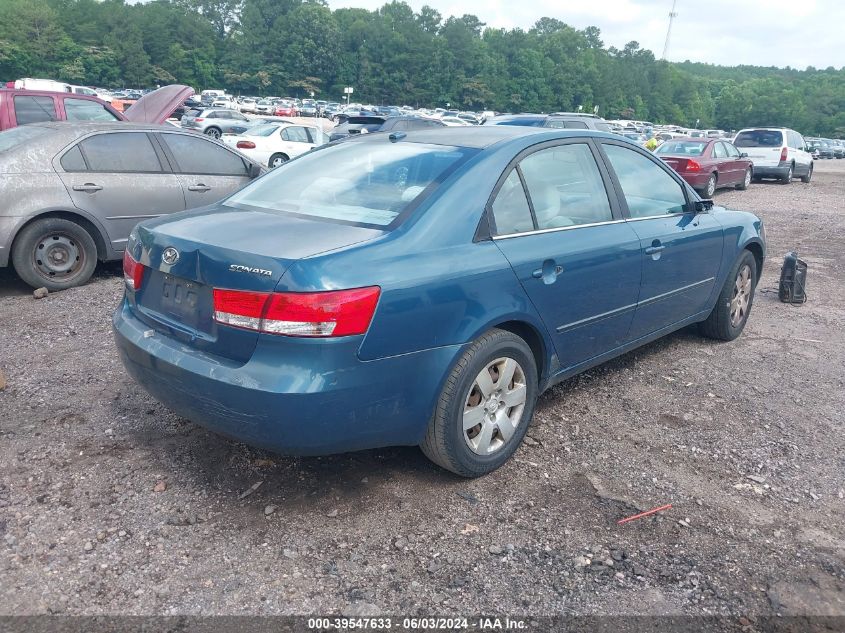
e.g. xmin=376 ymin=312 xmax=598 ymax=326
xmin=734 ymin=130 xmax=783 ymax=147
xmin=0 ymin=125 xmax=49 ymax=152
xmin=655 ymin=141 xmax=708 ymax=156
xmin=227 ymin=141 xmax=475 ymax=228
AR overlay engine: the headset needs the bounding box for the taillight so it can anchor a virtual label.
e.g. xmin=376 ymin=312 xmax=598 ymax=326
xmin=236 ymin=140 xmax=256 ymax=149
xmin=213 ymin=287 xmax=381 ymax=337
xmin=685 ymin=159 xmax=701 ymax=172
xmin=779 ymin=147 xmax=788 ymax=162
xmin=123 ymin=249 xmax=145 ymax=291
xmin=194 ymin=117 xmax=204 ymax=122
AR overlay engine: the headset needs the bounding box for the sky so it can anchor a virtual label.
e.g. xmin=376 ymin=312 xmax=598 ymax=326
xmin=327 ymin=0 xmax=844 ymax=70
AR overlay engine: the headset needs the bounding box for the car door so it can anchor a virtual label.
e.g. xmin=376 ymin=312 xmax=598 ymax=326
xmin=711 ymin=141 xmax=732 ymax=184
xmin=599 ymin=141 xmax=724 ymax=340
xmin=723 ymin=141 xmax=746 ymax=183
xmin=58 ymin=131 xmax=185 ymax=252
xmin=156 ymin=132 xmax=253 ymax=208
xmin=490 ymin=140 xmax=643 ymax=370
xmin=279 ymin=125 xmax=315 ymax=158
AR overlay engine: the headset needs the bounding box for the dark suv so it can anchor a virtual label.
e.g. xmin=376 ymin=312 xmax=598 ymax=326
xmin=485 ymin=112 xmax=613 ymax=132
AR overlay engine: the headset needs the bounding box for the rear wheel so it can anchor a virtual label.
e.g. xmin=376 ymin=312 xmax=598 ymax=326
xmin=700 ymin=173 xmax=717 ymax=198
xmin=780 ymin=164 xmax=793 ymax=184
xmin=268 ymin=153 xmax=289 ymax=168
xmin=421 ymin=329 xmax=538 ymax=477
xmin=204 ymin=127 xmax=221 ymax=139
xmin=12 ymin=217 xmax=98 ymax=291
xmin=736 ymin=167 xmax=752 ymax=190
xmin=801 ymin=163 xmax=813 ymax=183
xmin=699 ymin=250 xmax=757 ymax=341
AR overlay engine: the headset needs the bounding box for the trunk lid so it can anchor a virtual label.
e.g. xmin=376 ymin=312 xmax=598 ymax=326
xmin=124 ymin=85 xmax=194 ymax=124
xmin=130 ymin=205 xmax=384 ymax=362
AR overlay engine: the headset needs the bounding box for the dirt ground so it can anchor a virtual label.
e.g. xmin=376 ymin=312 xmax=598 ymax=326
xmin=0 ymin=159 xmax=843 ymax=622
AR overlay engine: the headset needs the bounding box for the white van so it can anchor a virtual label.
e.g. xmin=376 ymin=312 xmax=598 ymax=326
xmin=13 ymin=78 xmax=71 ymax=93
xmin=733 ymin=127 xmax=813 ymax=184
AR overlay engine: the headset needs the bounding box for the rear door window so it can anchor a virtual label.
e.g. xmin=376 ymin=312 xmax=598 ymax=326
xmin=281 ymin=126 xmax=311 ymax=143
xmin=491 ymin=170 xmax=534 ymax=235
xmin=712 ymin=142 xmax=727 ymax=159
xmin=60 ymin=145 xmax=87 ymax=171
xmin=160 ymin=133 xmax=248 ymax=176
xmin=734 ymin=130 xmax=783 ymax=148
xmin=64 ymin=98 xmax=120 ymax=121
xmin=13 ymin=96 xmax=57 ymax=125
xmin=79 ymin=132 xmax=163 ymax=173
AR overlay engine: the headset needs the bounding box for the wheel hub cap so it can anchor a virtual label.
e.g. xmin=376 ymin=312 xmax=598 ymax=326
xmin=35 ymin=234 xmax=81 ymax=278
xmin=463 ymin=357 xmax=527 ymax=456
xmin=730 ymin=264 xmax=753 ymax=327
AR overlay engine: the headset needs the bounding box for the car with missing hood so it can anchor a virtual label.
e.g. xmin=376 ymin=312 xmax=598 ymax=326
xmin=0 ymin=84 xmax=193 ymax=131
xmin=113 ymin=126 xmax=766 ymax=478
xmin=0 ymin=121 xmax=263 ymax=290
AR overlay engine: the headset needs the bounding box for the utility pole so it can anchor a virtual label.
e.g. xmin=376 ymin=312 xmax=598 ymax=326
xmin=662 ymin=0 xmax=678 ymax=60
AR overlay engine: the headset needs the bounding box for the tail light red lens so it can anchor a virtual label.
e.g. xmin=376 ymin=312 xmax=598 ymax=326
xmin=213 ymin=287 xmax=381 ymax=337
xmin=236 ymin=140 xmax=256 ymax=149
xmin=779 ymin=147 xmax=788 ymax=162
xmin=122 ymin=250 xmax=145 ymax=291
xmin=685 ymin=159 xmax=701 ymax=172
xmin=194 ymin=117 xmax=204 ymax=122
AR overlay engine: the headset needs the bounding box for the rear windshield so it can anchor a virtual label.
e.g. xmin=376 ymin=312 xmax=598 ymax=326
xmin=227 ymin=141 xmax=475 ymax=228
xmin=655 ymin=141 xmax=708 ymax=156
xmin=0 ymin=125 xmax=49 ymax=152
xmin=734 ymin=130 xmax=783 ymax=147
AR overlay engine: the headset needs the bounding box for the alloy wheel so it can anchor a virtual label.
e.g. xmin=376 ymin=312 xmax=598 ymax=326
xmin=462 ymin=357 xmax=527 ymax=456
xmin=730 ymin=263 xmax=753 ymax=327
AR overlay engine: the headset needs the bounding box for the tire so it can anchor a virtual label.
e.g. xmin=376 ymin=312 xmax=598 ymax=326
xmin=780 ymin=164 xmax=793 ymax=184
xmin=11 ymin=217 xmax=98 ymax=291
xmin=701 ymin=173 xmax=717 ymax=198
xmin=801 ymin=163 xmax=813 ymax=184
xmin=736 ymin=167 xmax=752 ymax=190
xmin=420 ymin=329 xmax=538 ymax=477
xmin=204 ymin=127 xmax=222 ymax=139
xmin=268 ymin=153 xmax=289 ymax=168
xmin=698 ymin=250 xmax=757 ymax=342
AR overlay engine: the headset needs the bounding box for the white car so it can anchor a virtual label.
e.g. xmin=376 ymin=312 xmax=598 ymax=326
xmin=254 ymin=99 xmax=275 ymax=114
xmin=222 ymin=123 xmax=326 ymax=168
xmin=240 ymin=98 xmax=257 ymax=113
xmin=440 ymin=116 xmax=471 ymax=127
xmin=733 ymin=127 xmax=813 ymax=184
xmin=212 ymin=97 xmax=239 ymax=111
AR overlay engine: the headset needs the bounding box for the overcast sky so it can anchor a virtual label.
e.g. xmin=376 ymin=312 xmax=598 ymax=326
xmin=327 ymin=0 xmax=843 ymax=70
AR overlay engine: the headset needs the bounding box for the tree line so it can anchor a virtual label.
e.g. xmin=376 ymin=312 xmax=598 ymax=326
xmin=2 ymin=0 xmax=844 ymax=136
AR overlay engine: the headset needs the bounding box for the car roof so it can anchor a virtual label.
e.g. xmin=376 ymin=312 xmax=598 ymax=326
xmin=27 ymin=121 xmax=195 ymax=140
xmin=350 ymin=125 xmax=612 ymax=149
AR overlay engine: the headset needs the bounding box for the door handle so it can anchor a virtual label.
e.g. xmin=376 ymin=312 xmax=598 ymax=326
xmin=645 ymin=245 xmax=665 ymax=255
xmin=532 ymin=261 xmax=564 ymax=284
xmin=72 ymin=183 xmax=102 ymax=193
xmin=187 ymin=184 xmax=210 ymax=192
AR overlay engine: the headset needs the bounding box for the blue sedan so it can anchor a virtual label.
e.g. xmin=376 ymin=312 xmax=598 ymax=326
xmin=114 ymin=127 xmax=765 ymax=477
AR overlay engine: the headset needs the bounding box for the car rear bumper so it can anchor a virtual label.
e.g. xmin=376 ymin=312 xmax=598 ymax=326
xmin=113 ymin=299 xmax=460 ymax=455
xmin=752 ymin=162 xmax=792 ymax=178
xmin=679 ymin=172 xmax=712 ymax=189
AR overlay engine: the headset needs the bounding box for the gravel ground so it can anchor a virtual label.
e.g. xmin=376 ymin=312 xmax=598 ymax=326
xmin=0 ymin=160 xmax=843 ymax=621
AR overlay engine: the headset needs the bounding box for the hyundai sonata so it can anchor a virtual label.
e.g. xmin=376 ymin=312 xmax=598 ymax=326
xmin=114 ymin=127 xmax=765 ymax=477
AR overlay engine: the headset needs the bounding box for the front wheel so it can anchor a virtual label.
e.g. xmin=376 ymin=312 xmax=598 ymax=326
xmin=11 ymin=217 xmax=98 ymax=291
xmin=421 ymin=329 xmax=538 ymax=477
xmin=737 ymin=167 xmax=752 ymax=190
xmin=801 ymin=163 xmax=813 ymax=183
xmin=699 ymin=250 xmax=757 ymax=341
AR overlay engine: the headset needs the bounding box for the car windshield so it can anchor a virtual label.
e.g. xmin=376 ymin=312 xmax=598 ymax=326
xmin=734 ymin=130 xmax=783 ymax=147
xmin=226 ymin=141 xmax=475 ymax=228
xmin=655 ymin=141 xmax=708 ymax=156
xmin=244 ymin=124 xmax=279 ymax=137
xmin=0 ymin=125 xmax=50 ymax=152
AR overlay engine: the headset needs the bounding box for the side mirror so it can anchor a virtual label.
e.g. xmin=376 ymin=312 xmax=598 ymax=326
xmin=248 ymin=162 xmax=262 ymax=179
xmin=693 ymin=199 xmax=714 ymax=214
xmin=740 ymin=152 xmax=748 ymax=158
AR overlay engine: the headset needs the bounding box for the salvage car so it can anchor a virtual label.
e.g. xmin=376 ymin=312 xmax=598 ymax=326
xmin=181 ymin=108 xmax=257 ymax=138
xmin=114 ymin=127 xmax=765 ymax=477
xmin=655 ymin=138 xmax=753 ymax=197
xmin=0 ymin=122 xmax=263 ymax=290
xmin=222 ymin=122 xmax=326 ymax=167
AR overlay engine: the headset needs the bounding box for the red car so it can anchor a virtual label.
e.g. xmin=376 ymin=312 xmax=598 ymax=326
xmin=655 ymin=137 xmax=753 ymax=197
xmin=273 ymin=103 xmax=297 ymax=117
